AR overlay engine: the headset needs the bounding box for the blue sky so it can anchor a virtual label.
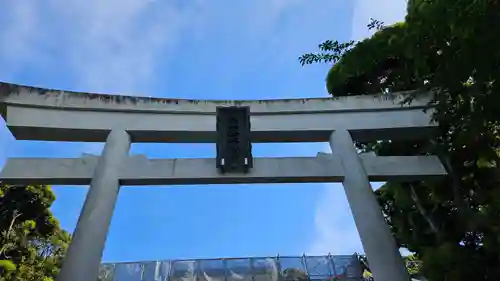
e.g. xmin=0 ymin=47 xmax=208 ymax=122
xmin=0 ymin=0 xmax=407 ymax=263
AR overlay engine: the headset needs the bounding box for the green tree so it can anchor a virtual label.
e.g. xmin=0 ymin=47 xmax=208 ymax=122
xmin=300 ymin=1 xmax=500 ymax=280
xmin=0 ymin=184 xmax=70 ymax=280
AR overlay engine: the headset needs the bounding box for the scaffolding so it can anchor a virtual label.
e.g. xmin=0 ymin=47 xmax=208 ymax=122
xmin=99 ymin=254 xmax=363 ymax=281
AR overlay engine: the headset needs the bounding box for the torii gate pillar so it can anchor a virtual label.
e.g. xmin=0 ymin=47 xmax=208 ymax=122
xmin=56 ymin=129 xmax=131 ymax=281
xmin=330 ymin=129 xmax=410 ymax=281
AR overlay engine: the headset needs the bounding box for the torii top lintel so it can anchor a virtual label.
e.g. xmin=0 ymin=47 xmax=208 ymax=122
xmin=0 ymin=81 xmax=436 ymax=143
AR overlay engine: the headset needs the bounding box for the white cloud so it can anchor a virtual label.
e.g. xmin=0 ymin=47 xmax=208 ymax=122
xmin=0 ymin=1 xmax=40 ymax=69
xmin=0 ymin=0 xmax=204 ymax=154
xmin=0 ymin=0 xmax=340 ymax=96
xmin=308 ymin=0 xmax=408 ymax=255
xmin=0 ymin=0 xmax=307 ymax=156
xmin=0 ymin=0 xmax=329 ymax=96
xmin=49 ymin=0 xmax=207 ymax=94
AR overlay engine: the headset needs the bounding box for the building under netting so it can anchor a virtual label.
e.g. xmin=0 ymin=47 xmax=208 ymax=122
xmin=98 ymin=254 xmax=363 ymax=281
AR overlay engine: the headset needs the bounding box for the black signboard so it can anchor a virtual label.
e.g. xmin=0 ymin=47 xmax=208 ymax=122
xmin=216 ymin=106 xmax=253 ymax=173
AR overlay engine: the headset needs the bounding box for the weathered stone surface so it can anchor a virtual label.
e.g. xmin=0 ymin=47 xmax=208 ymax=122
xmin=0 ymin=81 xmax=436 ymax=142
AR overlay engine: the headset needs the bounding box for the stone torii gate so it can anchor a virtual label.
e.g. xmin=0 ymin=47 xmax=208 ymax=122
xmin=0 ymin=82 xmax=446 ymax=281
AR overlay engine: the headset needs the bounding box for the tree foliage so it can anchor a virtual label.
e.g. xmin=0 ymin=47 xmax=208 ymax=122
xmin=0 ymin=184 xmax=70 ymax=280
xmin=301 ymin=1 xmax=500 ymax=280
